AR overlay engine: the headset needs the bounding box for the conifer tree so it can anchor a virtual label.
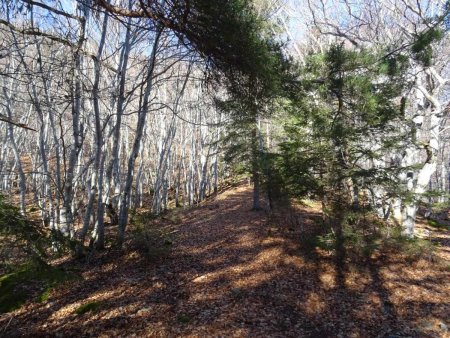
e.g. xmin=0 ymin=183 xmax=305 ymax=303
xmin=97 ymin=0 xmax=294 ymax=211
xmin=277 ymin=44 xmax=411 ymax=232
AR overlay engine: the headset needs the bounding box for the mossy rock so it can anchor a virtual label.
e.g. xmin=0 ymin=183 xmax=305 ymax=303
xmin=427 ymin=219 xmax=448 ymax=230
xmin=74 ymin=301 xmax=102 ymax=315
xmin=0 ymin=262 xmax=76 ymax=313
xmin=177 ymin=313 xmax=191 ymax=323
xmin=0 ymin=272 xmax=29 ymax=313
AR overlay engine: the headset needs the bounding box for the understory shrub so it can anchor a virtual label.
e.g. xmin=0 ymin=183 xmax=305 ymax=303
xmin=311 ymin=210 xmax=436 ymax=261
xmin=0 ymin=195 xmax=49 ymax=271
xmin=0 ymin=195 xmax=76 ymax=313
xmin=130 ymin=210 xmax=177 ymax=260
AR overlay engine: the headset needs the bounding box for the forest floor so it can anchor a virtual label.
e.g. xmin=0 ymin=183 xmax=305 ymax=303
xmin=1 ymin=185 xmax=449 ymax=337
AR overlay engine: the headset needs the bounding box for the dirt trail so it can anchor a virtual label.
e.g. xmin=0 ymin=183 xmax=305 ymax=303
xmin=1 ymin=186 xmax=449 ymax=337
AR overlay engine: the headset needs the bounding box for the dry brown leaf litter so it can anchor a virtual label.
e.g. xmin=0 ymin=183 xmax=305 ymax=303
xmin=0 ymin=185 xmax=449 ymax=337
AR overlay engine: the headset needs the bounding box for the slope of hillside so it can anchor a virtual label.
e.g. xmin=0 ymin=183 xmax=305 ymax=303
xmin=1 ymin=186 xmax=449 ymax=337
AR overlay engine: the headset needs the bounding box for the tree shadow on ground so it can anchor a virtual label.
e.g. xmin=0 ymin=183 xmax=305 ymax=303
xmin=1 ymin=187 xmax=449 ymax=337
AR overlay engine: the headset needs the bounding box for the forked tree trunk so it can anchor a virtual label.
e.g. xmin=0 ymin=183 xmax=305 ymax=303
xmin=117 ymin=28 xmax=162 ymax=246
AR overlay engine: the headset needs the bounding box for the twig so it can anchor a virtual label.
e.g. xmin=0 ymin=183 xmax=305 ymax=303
xmin=2 ymin=315 xmax=13 ymax=333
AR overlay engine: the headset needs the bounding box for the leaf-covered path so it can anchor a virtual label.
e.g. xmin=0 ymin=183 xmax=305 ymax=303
xmin=1 ymin=186 xmax=449 ymax=337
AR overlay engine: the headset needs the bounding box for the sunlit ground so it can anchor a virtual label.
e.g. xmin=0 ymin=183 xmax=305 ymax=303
xmin=1 ymin=186 xmax=449 ymax=337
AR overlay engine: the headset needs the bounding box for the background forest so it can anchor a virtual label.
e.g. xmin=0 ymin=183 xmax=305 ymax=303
xmin=0 ymin=0 xmax=449 ymax=336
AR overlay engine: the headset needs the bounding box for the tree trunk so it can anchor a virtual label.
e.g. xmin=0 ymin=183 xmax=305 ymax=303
xmin=117 ymin=28 xmax=162 ymax=246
